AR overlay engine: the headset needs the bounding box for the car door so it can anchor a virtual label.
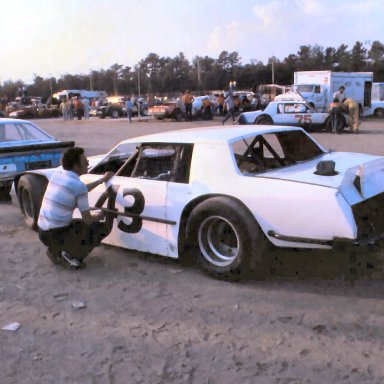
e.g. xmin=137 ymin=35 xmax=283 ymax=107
xmin=273 ymin=102 xmax=300 ymax=125
xmin=85 ymin=143 xmax=193 ymax=258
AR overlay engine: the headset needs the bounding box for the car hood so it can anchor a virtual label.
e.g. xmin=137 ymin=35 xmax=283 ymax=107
xmin=0 ymin=139 xmax=56 ymax=148
xmin=259 ymin=152 xmax=384 ymax=203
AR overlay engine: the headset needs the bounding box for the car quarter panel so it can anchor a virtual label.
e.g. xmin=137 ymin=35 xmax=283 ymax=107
xmin=188 ymin=142 xmax=356 ymax=249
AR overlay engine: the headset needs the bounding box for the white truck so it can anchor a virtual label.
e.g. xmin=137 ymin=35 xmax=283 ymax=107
xmin=52 ymin=90 xmax=108 ymax=101
xmin=275 ymin=71 xmax=373 ymax=112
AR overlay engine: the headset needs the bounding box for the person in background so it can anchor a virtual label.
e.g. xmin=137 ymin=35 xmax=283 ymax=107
xmin=328 ymin=97 xmax=343 ymax=134
xmin=343 ymin=98 xmax=360 ymax=133
xmin=38 ymin=147 xmax=114 ymax=269
xmin=222 ymin=95 xmax=235 ymax=125
xmin=126 ymin=97 xmax=133 ymax=123
xmin=202 ymin=97 xmax=213 ymax=120
xmin=74 ymin=97 xmax=84 ymax=120
xmin=217 ymin=93 xmax=225 ymax=116
xmin=83 ymin=97 xmax=90 ymax=120
xmin=183 ymin=90 xmax=194 ymax=121
xmin=175 ymin=93 xmax=185 ymax=119
xmin=67 ymin=97 xmax=74 ymax=120
xmin=233 ymin=95 xmax=241 ymax=114
xmin=61 ymin=97 xmax=68 ymax=120
xmin=333 ymin=86 xmax=347 ymax=103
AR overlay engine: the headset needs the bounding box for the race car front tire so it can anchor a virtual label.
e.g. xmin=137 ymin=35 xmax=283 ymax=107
xmin=187 ymin=196 xmax=266 ymax=279
xmin=18 ymin=174 xmax=48 ymax=230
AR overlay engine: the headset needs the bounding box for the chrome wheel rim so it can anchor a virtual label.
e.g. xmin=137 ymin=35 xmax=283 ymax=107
xmin=198 ymin=215 xmax=240 ymax=267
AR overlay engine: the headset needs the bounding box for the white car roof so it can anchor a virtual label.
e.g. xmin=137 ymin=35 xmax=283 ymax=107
xmin=120 ymin=125 xmax=304 ymax=145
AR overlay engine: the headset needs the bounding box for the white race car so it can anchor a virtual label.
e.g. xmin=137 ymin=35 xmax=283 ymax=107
xmin=238 ymin=100 xmax=348 ymax=132
xmin=11 ymin=126 xmax=384 ymax=278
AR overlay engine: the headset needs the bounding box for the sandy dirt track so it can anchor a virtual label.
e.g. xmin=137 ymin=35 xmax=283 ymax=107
xmin=1 ymin=116 xmax=384 ymax=384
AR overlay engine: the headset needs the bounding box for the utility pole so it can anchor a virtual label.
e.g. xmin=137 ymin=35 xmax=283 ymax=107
xmin=48 ymin=74 xmax=53 ymax=97
xmin=137 ymin=65 xmax=141 ymax=98
xmin=271 ymin=60 xmax=275 ymax=84
xmin=89 ymin=70 xmax=93 ymax=91
xmin=197 ymin=59 xmax=201 ymax=89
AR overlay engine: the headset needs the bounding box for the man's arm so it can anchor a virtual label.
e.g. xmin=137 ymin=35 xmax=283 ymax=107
xmin=86 ymin=171 xmax=114 ymax=192
xmin=81 ymin=209 xmax=105 ymax=225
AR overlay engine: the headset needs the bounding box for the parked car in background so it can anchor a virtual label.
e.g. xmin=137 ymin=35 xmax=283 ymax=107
xmin=97 ymin=103 xmax=125 ymax=119
xmin=238 ymin=100 xmax=348 ymax=132
xmin=148 ymin=100 xmax=185 ymax=120
xmin=0 ymin=119 xmax=74 ymax=198
xmin=9 ymin=105 xmax=61 ymax=119
xmin=98 ymin=96 xmax=148 ymax=119
xmin=362 ymin=100 xmax=384 ymax=118
xmin=192 ymin=95 xmax=218 ymax=119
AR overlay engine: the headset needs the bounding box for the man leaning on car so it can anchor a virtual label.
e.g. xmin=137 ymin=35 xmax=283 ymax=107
xmin=38 ymin=147 xmax=113 ymax=269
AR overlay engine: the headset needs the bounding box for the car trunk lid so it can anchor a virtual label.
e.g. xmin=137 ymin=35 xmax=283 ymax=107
xmin=259 ymin=152 xmax=384 ymax=203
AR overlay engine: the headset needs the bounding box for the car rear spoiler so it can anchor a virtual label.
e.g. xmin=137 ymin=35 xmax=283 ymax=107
xmin=0 ymin=141 xmax=75 ymax=155
xmin=340 ymin=158 xmax=384 ymax=205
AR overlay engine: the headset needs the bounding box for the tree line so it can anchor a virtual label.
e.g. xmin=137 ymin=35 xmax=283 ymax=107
xmin=1 ymin=40 xmax=383 ymax=100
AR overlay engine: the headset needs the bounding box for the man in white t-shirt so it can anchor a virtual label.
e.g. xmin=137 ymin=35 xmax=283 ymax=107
xmin=38 ymin=147 xmax=113 ymax=269
xmin=333 ymin=86 xmax=347 ymax=103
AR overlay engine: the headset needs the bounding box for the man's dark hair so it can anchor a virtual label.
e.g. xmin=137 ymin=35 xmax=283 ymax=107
xmin=61 ymin=147 xmax=85 ymax=170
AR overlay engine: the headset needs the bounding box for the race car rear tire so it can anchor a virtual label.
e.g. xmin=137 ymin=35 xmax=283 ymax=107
xmin=18 ymin=174 xmax=48 ymax=230
xmin=187 ymin=196 xmax=266 ymax=279
xmin=255 ymin=116 xmax=273 ymax=125
xmin=374 ymin=108 xmax=384 ymax=118
xmin=324 ymin=116 xmax=345 ymax=133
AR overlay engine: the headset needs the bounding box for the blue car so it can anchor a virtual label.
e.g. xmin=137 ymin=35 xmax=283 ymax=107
xmin=0 ymin=118 xmax=74 ymax=198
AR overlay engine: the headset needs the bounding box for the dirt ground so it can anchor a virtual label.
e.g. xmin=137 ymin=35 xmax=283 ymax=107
xmin=1 ymin=116 xmax=384 ymax=384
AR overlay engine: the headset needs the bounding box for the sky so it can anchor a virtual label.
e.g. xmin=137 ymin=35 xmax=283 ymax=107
xmin=1 ymin=0 xmax=383 ymax=83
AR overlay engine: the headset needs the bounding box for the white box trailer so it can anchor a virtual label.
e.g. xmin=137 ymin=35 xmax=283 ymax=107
xmin=52 ymin=90 xmax=108 ymax=101
xmin=294 ymin=71 xmax=373 ymax=111
xmin=276 ymin=71 xmax=373 ymax=111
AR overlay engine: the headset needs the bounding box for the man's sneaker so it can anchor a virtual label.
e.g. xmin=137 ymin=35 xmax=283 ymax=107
xmin=60 ymin=251 xmax=81 ymax=268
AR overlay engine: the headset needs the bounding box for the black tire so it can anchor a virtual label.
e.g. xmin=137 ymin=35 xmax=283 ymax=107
xmin=255 ymin=115 xmax=273 ymax=125
xmin=187 ymin=196 xmax=266 ymax=279
xmin=324 ymin=116 xmax=332 ymax=132
xmin=17 ymin=174 xmax=48 ymax=230
xmin=172 ymin=108 xmax=184 ymax=121
xmin=374 ymin=108 xmax=384 ymax=118
xmin=324 ymin=115 xmax=345 ymax=133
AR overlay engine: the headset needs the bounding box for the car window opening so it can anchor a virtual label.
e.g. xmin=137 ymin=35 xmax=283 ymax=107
xmin=90 ymin=142 xmax=193 ymax=184
xmin=232 ymin=131 xmax=324 ymax=175
xmin=130 ymin=144 xmax=193 ymax=183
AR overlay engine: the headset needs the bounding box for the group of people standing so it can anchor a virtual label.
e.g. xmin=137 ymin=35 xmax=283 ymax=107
xmin=329 ymin=86 xmax=360 ymax=134
xmin=61 ymin=96 xmax=90 ymax=121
